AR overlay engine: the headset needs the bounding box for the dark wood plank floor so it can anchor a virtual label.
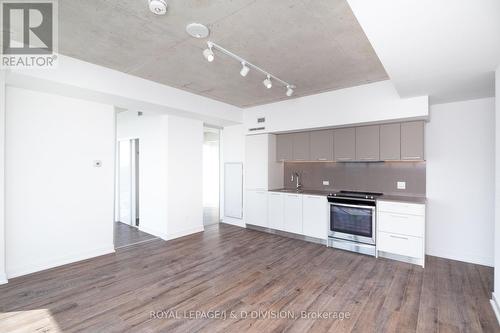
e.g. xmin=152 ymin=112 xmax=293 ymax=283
xmin=0 ymin=224 xmax=498 ymax=332
xmin=114 ymin=221 xmax=157 ymax=248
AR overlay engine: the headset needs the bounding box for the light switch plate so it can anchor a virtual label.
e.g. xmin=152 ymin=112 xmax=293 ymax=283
xmin=322 ymin=180 xmax=330 ymax=186
xmin=397 ymin=181 xmax=406 ymax=190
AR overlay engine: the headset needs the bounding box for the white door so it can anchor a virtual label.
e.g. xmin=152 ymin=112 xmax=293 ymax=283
xmin=284 ymin=194 xmax=303 ymax=234
xmin=268 ymin=192 xmax=284 ymax=230
xmin=303 ymin=195 xmax=328 ymax=239
xmin=245 ymin=190 xmax=268 ymax=227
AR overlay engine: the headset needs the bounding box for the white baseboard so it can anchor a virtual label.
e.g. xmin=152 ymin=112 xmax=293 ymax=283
xmin=139 ymin=225 xmax=167 ymax=240
xmin=425 ymin=248 xmax=493 ymax=267
xmin=491 ymin=292 xmax=500 ymax=325
xmin=221 ymin=217 xmax=245 ymax=228
xmin=6 ymin=245 xmax=115 ymax=279
xmin=166 ymin=225 xmax=204 ymax=241
xmin=0 ymin=272 xmax=7 ymax=285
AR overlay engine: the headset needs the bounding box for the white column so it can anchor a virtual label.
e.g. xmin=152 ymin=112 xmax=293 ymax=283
xmin=0 ymin=70 xmax=6 ymax=284
xmin=493 ymin=66 xmax=500 ymax=319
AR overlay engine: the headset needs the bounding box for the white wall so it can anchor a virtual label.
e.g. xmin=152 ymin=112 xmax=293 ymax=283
xmin=220 ymin=125 xmax=246 ymax=227
xmin=494 ymin=67 xmax=500 ymax=313
xmin=117 ymin=111 xmax=169 ymax=239
xmin=426 ymin=98 xmax=495 ymax=266
xmin=244 ymin=81 xmax=428 ymax=133
xmin=0 ymin=71 xmax=6 ymax=283
xmin=117 ymin=112 xmax=204 ymax=240
xmin=166 ymin=116 xmax=204 ymax=238
xmin=5 ymin=87 xmax=115 ymax=278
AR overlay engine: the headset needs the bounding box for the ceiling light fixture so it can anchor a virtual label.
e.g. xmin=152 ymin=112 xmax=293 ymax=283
xmin=203 ymin=45 xmax=214 ymax=62
xmin=186 ymin=23 xmax=210 ymax=39
xmin=148 ymin=0 xmax=168 ymax=15
xmin=263 ymin=75 xmax=272 ymax=89
xmin=199 ymin=41 xmax=296 ymax=97
xmin=240 ymin=62 xmax=250 ymax=77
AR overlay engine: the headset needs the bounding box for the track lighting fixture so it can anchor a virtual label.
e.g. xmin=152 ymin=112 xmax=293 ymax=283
xmin=240 ymin=62 xmax=250 ymax=77
xmin=199 ymin=41 xmax=296 ymax=96
xmin=263 ymin=75 xmax=272 ymax=89
xmin=203 ymin=46 xmax=214 ymax=62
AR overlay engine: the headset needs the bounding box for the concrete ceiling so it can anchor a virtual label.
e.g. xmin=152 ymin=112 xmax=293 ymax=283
xmin=58 ymin=0 xmax=388 ymax=108
xmin=348 ymin=0 xmax=500 ymax=104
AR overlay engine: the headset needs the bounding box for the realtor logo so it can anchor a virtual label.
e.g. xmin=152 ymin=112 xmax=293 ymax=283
xmin=0 ymin=0 xmax=58 ymax=68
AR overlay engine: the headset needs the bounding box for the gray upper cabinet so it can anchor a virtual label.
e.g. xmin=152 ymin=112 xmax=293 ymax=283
xmin=355 ymin=125 xmax=380 ymax=161
xmin=401 ymin=121 xmax=424 ymax=160
xmin=380 ymin=123 xmax=401 ymax=160
xmin=292 ymin=132 xmax=310 ymax=161
xmin=276 ymin=134 xmax=293 ymax=161
xmin=334 ymin=128 xmax=356 ymax=161
xmin=310 ymin=130 xmax=334 ymax=161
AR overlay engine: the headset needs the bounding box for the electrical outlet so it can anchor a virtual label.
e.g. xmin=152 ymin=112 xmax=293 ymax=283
xmin=322 ymin=180 xmax=330 ymax=186
xmin=397 ymin=181 xmax=406 ymax=190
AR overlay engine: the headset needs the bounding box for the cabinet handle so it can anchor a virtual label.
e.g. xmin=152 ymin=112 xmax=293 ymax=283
xmin=360 ymin=157 xmax=377 ymax=160
xmin=337 ymin=157 xmax=353 ymax=161
xmin=389 ymin=235 xmax=408 ymax=240
xmin=402 ymin=156 xmax=422 ymax=160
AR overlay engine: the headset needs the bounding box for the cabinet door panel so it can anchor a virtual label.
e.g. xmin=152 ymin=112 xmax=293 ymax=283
xmin=292 ymin=132 xmax=310 ymax=161
xmin=276 ymin=134 xmax=293 ymax=161
xmin=334 ymin=128 xmax=356 ymax=161
xmin=355 ymin=125 xmax=380 ymax=161
xmin=302 ymin=195 xmax=327 ymax=239
xmin=310 ymin=130 xmax=334 ymax=161
xmin=267 ymin=192 xmax=284 ymax=231
xmin=401 ymin=121 xmax=424 ymax=160
xmin=284 ymin=194 xmax=303 ymax=234
xmin=380 ymin=123 xmax=401 ymax=160
xmin=245 ymin=190 xmax=268 ymax=227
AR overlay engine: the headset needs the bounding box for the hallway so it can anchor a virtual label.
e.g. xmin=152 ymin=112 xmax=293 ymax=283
xmin=114 ymin=222 xmax=157 ymax=248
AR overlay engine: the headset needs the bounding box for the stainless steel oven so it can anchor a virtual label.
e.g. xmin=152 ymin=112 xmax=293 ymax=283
xmin=327 ymin=191 xmax=382 ymax=256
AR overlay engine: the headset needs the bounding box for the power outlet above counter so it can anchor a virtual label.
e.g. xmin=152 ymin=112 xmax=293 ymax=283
xmin=275 ymin=121 xmax=425 ymax=162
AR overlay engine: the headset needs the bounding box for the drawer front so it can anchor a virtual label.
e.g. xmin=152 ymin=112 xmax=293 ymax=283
xmin=378 ymin=212 xmax=424 ymax=237
xmin=378 ymin=232 xmax=423 ymax=259
xmin=377 ymin=201 xmax=425 ymax=216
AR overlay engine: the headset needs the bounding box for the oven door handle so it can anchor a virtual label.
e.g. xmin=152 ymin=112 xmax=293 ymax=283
xmin=331 ymin=202 xmax=375 ymax=211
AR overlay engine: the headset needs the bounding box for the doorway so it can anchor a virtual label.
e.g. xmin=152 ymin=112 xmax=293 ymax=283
xmin=203 ymin=127 xmax=220 ymax=225
xmin=114 ymin=138 xmax=155 ymax=248
xmin=117 ymin=138 xmax=139 ymax=227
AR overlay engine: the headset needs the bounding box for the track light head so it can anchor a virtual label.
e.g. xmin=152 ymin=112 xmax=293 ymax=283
xmin=286 ymin=85 xmax=294 ymax=97
xmin=203 ymin=47 xmax=214 ymax=62
xmin=240 ymin=62 xmax=250 ymax=77
xmin=263 ymin=75 xmax=272 ymax=89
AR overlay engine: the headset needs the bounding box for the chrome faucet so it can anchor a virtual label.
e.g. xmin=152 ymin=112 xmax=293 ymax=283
xmin=291 ymin=171 xmax=302 ymax=190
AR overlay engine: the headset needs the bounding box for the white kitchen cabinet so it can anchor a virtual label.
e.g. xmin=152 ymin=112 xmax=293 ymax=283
xmin=267 ymin=192 xmax=284 ymax=231
xmin=245 ymin=134 xmax=283 ymax=190
xmin=377 ymin=200 xmax=426 ymax=267
xmin=302 ymin=195 xmax=328 ymax=239
xmin=283 ymin=193 xmax=303 ymax=234
xmin=245 ymin=190 xmax=268 ymax=228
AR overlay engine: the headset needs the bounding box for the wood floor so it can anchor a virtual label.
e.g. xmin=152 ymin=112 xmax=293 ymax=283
xmin=114 ymin=222 xmax=157 ymax=248
xmin=0 ymin=224 xmax=498 ymax=332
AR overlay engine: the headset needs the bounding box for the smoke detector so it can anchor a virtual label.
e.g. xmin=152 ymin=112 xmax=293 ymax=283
xmin=186 ymin=23 xmax=210 ymax=39
xmin=149 ymin=0 xmax=167 ymax=15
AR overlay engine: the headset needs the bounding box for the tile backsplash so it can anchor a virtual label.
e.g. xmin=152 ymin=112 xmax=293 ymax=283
xmin=283 ymin=161 xmax=426 ymax=196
